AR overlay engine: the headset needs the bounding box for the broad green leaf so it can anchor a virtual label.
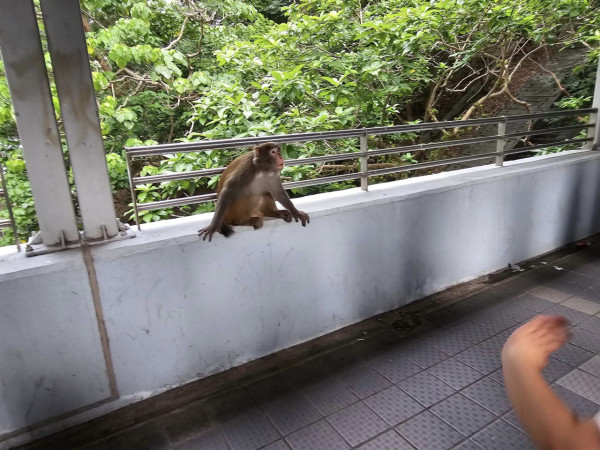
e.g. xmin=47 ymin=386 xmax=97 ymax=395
xmin=270 ymin=71 xmax=283 ymax=82
xmin=155 ymin=65 xmax=173 ymax=79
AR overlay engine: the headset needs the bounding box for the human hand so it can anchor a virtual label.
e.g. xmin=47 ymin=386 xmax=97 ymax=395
xmin=501 ymin=315 xmax=570 ymax=372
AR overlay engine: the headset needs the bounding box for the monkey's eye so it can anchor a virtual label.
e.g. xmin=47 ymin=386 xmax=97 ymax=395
xmin=270 ymin=148 xmax=279 ymax=155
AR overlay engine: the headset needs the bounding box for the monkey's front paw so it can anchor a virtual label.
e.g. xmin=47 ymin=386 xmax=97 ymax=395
xmin=198 ymin=225 xmax=217 ymax=242
xmin=295 ymin=211 xmax=310 ymax=227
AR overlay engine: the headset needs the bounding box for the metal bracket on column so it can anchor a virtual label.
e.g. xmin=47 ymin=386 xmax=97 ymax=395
xmin=82 ymin=220 xmax=135 ymax=246
xmin=25 ymin=219 xmax=135 ymax=256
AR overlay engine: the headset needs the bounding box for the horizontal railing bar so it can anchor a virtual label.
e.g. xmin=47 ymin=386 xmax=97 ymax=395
xmin=504 ymin=137 xmax=592 ymax=156
xmin=282 ymin=172 xmax=363 ymax=189
xmin=131 ymin=127 xmax=596 ymax=186
xmin=126 ymin=131 xmax=364 ymax=156
xmin=504 ymin=123 xmax=594 ymax=140
xmin=126 ymin=119 xmax=494 ymax=156
xmin=133 ymin=154 xmax=362 ymax=185
xmin=367 ymin=124 xmax=595 ymax=159
xmin=361 ymin=117 xmax=497 ymax=136
xmin=369 ymin=134 xmax=503 ymax=157
xmin=136 ymin=193 xmax=217 ymax=212
xmin=132 ymin=138 xmax=594 ymax=212
xmin=0 ymin=219 xmax=12 ymax=227
xmin=132 ymin=167 xmax=225 ymax=185
xmin=504 ymin=147 xmax=544 ymax=157
xmin=135 ymin=175 xmax=364 ymax=211
xmin=126 ymin=108 xmax=597 ymax=157
xmin=367 ymin=151 xmax=500 ymax=177
xmin=281 ymin=153 xmax=361 ymax=166
xmin=505 ymin=108 xmax=595 ymax=122
xmin=136 ymin=174 xmax=364 ymax=211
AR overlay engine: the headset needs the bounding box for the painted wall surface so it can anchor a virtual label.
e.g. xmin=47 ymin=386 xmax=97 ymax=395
xmin=1 ymin=151 xmax=600 ymax=445
xmin=0 ymin=252 xmax=111 ymax=437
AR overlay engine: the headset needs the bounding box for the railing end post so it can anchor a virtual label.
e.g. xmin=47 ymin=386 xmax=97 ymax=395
xmin=496 ymin=117 xmax=507 ymax=167
xmin=359 ymin=133 xmax=368 ymax=191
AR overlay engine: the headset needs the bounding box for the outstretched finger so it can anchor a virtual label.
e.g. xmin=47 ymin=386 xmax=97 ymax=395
xmin=523 ymin=315 xmax=567 ymax=334
xmin=537 ymin=323 xmax=570 ymax=343
xmin=537 ymin=315 xmax=570 ymax=336
xmin=541 ymin=331 xmax=570 ymax=355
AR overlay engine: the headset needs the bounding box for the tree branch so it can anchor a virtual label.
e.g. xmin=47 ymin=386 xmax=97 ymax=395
xmin=164 ymin=16 xmax=189 ymax=50
xmin=524 ymin=52 xmax=570 ymax=96
xmin=167 ymin=115 xmax=175 ymax=143
xmin=120 ymin=80 xmax=144 ymax=108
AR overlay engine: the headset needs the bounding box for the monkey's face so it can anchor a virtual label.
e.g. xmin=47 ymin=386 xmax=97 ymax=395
xmin=270 ymin=146 xmax=285 ymax=170
xmin=254 ymin=143 xmax=284 ymax=171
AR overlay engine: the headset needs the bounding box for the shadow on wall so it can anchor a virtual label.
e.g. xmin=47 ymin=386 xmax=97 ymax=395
xmin=505 ymin=171 xmax=537 ymax=268
xmin=562 ymin=163 xmax=600 ymax=245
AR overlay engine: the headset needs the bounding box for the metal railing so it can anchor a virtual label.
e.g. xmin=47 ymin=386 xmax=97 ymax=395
xmin=0 ymin=164 xmax=21 ymax=251
xmin=125 ymin=108 xmax=597 ymax=229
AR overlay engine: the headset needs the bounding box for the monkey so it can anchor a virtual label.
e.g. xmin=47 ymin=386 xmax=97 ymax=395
xmin=198 ymin=142 xmax=310 ymax=241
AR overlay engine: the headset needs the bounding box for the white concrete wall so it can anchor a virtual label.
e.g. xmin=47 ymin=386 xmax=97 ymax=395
xmin=2 ymin=150 xmax=600 ymax=446
xmin=0 ymin=253 xmax=111 ymax=439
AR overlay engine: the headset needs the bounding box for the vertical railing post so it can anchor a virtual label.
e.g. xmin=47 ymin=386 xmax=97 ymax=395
xmin=125 ymin=152 xmax=141 ymax=231
xmin=585 ymin=56 xmax=600 ymax=150
xmin=496 ymin=117 xmax=507 ymax=166
xmin=360 ymin=133 xmax=368 ymax=191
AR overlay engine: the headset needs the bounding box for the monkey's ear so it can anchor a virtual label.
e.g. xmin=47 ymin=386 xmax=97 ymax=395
xmin=252 ymin=146 xmax=260 ymax=164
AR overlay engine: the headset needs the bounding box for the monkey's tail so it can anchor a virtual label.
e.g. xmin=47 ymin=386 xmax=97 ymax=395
xmin=220 ymin=223 xmax=234 ymax=238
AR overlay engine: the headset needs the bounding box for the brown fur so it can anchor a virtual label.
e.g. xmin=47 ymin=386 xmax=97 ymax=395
xmin=198 ymin=142 xmax=309 ymax=241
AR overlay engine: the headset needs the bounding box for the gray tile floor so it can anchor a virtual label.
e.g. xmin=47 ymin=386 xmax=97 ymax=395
xmin=43 ymin=244 xmax=600 ymax=449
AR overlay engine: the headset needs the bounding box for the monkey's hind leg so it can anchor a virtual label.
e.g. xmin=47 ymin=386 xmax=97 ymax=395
xmin=220 ymin=222 xmax=234 ymax=237
xmin=247 ymin=216 xmax=264 ymax=230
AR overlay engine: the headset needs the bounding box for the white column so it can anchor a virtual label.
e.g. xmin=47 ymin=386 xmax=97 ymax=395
xmin=40 ymin=0 xmax=119 ymax=240
xmin=0 ymin=0 xmax=79 ymax=246
xmin=586 ymin=57 xmax=600 ymax=150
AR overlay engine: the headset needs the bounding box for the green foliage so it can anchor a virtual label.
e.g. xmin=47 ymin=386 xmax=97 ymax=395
xmin=106 ymin=152 xmax=130 ymax=191
xmin=536 ymin=51 xmax=599 ymax=156
xmin=401 ymin=153 xmax=418 ymax=165
xmin=250 ymin=0 xmax=290 ymax=23
xmin=0 ymin=148 xmax=38 ymax=246
xmin=0 ymin=0 xmax=599 ymax=242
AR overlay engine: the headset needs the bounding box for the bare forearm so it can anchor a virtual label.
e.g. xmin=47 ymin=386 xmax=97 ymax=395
xmin=503 ymin=361 xmax=600 ymax=449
